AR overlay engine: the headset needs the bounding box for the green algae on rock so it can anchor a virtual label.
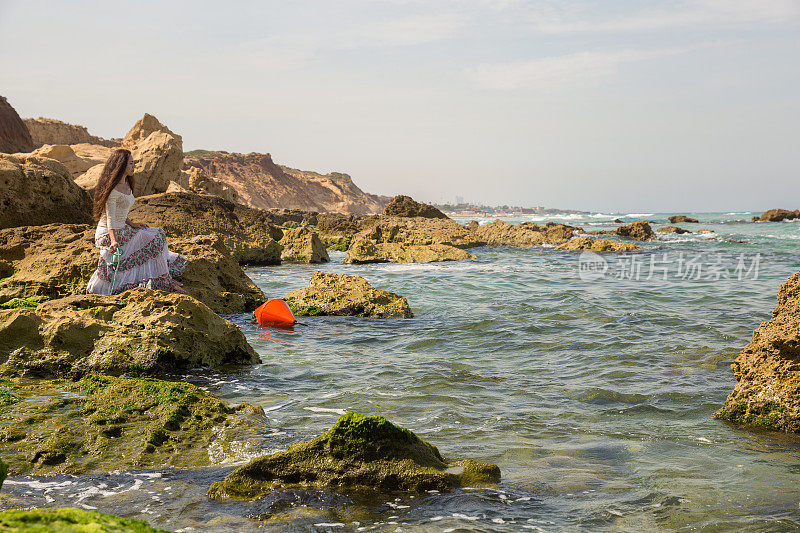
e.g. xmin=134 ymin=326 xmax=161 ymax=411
xmin=208 ymin=412 xmax=500 ymax=500
xmin=0 ymin=508 xmax=168 ymax=532
xmin=0 ymin=375 xmax=266 ymax=476
xmin=0 ymin=297 xmax=41 ymax=310
xmin=714 ymin=270 xmax=800 ymax=432
xmin=283 ymin=271 xmax=413 ymax=318
xmin=0 ymin=289 xmax=259 ymax=379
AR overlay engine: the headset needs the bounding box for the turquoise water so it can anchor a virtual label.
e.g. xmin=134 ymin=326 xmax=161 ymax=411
xmin=4 ymin=212 xmax=800 ymax=531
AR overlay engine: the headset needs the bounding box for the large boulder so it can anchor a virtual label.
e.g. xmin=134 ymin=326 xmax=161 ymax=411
xmin=129 ymin=192 xmax=283 ymax=264
xmin=752 ymin=209 xmax=800 ymax=222
xmin=615 ymin=220 xmax=654 ymax=241
xmin=122 ymin=114 xmax=183 ymax=197
xmin=0 ymin=96 xmax=34 ymax=153
xmin=279 ymin=227 xmax=329 ymax=263
xmin=556 ymin=236 xmax=639 ymax=252
xmin=0 ymin=374 xmax=265 ymax=475
xmin=357 ymin=216 xmax=483 ymax=248
xmin=22 ymin=117 xmax=119 ymax=148
xmin=283 ymin=271 xmax=413 ymax=318
xmin=382 ymin=195 xmax=448 ymax=219
xmin=208 ymin=412 xmax=500 ymax=499
xmin=0 ymin=154 xmax=93 ymax=229
xmin=471 ymin=220 xmax=579 ymax=247
xmin=0 ymin=224 xmax=264 ymax=314
xmin=715 ymin=270 xmax=800 ymax=432
xmin=0 ymin=508 xmax=167 ymax=532
xmin=31 ymin=144 xmax=96 ymax=176
xmin=0 ymin=289 xmax=259 ymax=378
xmin=345 ymin=238 xmax=475 ymax=264
xmin=668 ymin=215 xmax=698 ymax=223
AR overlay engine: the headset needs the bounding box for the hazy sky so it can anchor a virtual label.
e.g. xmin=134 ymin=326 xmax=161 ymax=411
xmin=1 ymin=0 xmax=798 ymax=212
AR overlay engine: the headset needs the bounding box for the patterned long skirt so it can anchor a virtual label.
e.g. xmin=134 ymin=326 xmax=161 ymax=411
xmin=86 ymin=225 xmax=188 ymax=295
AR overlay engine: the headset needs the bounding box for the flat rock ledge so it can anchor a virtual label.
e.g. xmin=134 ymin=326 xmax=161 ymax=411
xmin=0 ymin=289 xmax=259 ymax=378
xmin=345 ymin=238 xmax=475 ymax=264
xmin=0 ymin=374 xmax=266 ymax=476
xmin=208 ymin=412 xmax=500 ymax=500
xmin=556 ymin=236 xmax=639 ymax=252
xmin=283 ymin=271 xmax=413 ymax=318
xmin=714 ymin=270 xmax=800 ymax=432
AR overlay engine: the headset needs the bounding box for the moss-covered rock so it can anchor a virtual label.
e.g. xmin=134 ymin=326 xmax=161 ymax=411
xmin=208 ymin=412 xmax=500 ymax=500
xmin=0 ymin=289 xmax=259 ymax=378
xmin=284 ymin=271 xmax=413 ymax=318
xmin=0 ymin=297 xmax=40 ymax=310
xmin=0 ymin=507 xmax=168 ymax=532
xmin=714 ymin=270 xmax=800 ymax=432
xmin=0 ymin=375 xmax=266 ymax=475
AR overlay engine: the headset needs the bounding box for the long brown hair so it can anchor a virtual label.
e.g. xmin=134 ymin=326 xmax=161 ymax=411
xmin=93 ymin=148 xmax=135 ymax=220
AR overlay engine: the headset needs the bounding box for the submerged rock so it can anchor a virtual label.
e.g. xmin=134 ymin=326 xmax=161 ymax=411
xmin=129 ymin=192 xmax=283 ymax=265
xmin=0 ymin=154 xmax=93 ymax=229
xmin=208 ymin=412 xmax=500 ymax=499
xmin=382 ymin=195 xmax=448 ymax=219
xmin=471 ymin=220 xmax=579 ymax=247
xmin=715 ymin=270 xmax=800 ymax=432
xmin=0 ymin=375 xmax=265 ymax=476
xmin=279 ymin=227 xmax=329 ymax=263
xmin=345 ymin=238 xmax=474 ymax=264
xmin=615 ymin=220 xmax=654 ymax=241
xmin=656 ymin=226 xmax=691 ymax=234
xmin=752 ymin=209 xmax=800 ymax=222
xmin=556 ymin=236 xmax=639 ymax=252
xmin=0 ymin=289 xmax=259 ymax=378
xmin=0 ymin=508 xmax=167 ymax=532
xmin=0 ymin=223 xmax=263 ymax=314
xmin=283 ymin=271 xmax=413 ymax=318
xmin=668 ymin=215 xmax=698 ymax=223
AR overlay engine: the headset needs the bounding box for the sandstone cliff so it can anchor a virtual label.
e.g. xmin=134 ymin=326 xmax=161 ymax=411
xmin=22 ymin=117 xmax=119 ymax=148
xmin=184 ymin=150 xmax=388 ymax=214
xmin=0 ymin=96 xmax=34 ymax=154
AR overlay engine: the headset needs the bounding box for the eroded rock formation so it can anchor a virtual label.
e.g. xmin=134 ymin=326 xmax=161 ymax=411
xmin=183 ymin=150 xmax=388 ymax=214
xmin=715 ymin=270 xmax=800 ymax=432
xmin=668 ymin=215 xmax=698 ymax=223
xmin=752 ymin=209 xmax=800 ymax=222
xmin=284 ymin=271 xmax=412 ymax=318
xmin=22 ymin=117 xmax=119 ymax=148
xmin=382 ymin=195 xmax=448 ymax=219
xmin=0 ymin=154 xmax=92 ymax=229
xmin=279 ymin=227 xmax=329 ymax=263
xmin=129 ymin=192 xmax=283 ymax=265
xmin=556 ymin=236 xmax=639 ymax=252
xmin=0 ymin=96 xmax=34 ymax=153
xmin=0 ymin=289 xmax=259 ymax=379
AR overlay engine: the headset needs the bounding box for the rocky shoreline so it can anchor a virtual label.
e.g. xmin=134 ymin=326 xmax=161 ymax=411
xmin=1 ymin=94 xmax=799 ymax=530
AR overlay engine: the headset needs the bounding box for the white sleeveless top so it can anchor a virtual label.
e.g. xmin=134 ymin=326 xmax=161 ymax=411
xmin=97 ymin=189 xmax=135 ymax=235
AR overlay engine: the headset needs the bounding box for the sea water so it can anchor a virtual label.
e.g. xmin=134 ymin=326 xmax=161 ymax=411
xmin=4 ymin=212 xmax=800 ymax=531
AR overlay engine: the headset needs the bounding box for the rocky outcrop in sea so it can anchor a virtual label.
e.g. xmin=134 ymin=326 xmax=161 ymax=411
xmin=752 ymin=209 xmax=800 ymax=222
xmin=715 ymin=270 xmax=800 ymax=432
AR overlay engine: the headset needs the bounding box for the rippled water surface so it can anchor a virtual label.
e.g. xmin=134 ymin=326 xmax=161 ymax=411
xmin=4 ymin=213 xmax=800 ymax=531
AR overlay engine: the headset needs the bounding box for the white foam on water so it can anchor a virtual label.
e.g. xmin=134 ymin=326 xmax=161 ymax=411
xmin=304 ymin=406 xmax=347 ymax=415
xmin=3 ymin=479 xmax=75 ymax=490
xmin=695 ymin=437 xmax=712 ymax=443
xmin=314 ymin=523 xmax=345 ymax=527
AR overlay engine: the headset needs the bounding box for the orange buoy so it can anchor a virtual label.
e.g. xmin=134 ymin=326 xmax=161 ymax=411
xmin=254 ymin=298 xmax=297 ymax=327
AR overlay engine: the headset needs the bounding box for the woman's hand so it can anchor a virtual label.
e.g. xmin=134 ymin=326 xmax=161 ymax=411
xmin=108 ymin=241 xmax=118 ymax=253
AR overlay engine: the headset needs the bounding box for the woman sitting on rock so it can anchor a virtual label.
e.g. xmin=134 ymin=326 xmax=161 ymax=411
xmin=86 ymin=148 xmax=187 ymax=295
